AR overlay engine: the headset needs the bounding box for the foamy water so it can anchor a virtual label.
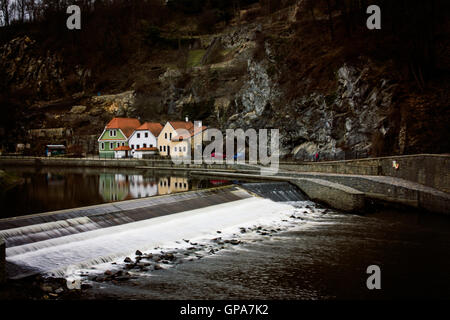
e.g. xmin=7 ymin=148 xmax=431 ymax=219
xmin=5 ymin=196 xmax=315 ymax=279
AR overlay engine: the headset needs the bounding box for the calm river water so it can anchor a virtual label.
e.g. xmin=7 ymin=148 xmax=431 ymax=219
xmin=0 ymin=166 xmax=229 ymax=218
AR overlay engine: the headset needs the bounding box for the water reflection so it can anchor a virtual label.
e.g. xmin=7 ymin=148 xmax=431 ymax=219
xmin=0 ymin=166 xmax=229 ymax=218
xmin=99 ymin=174 xmax=191 ymax=201
xmin=99 ymin=174 xmax=131 ymax=202
xmin=157 ymin=177 xmax=189 ymax=196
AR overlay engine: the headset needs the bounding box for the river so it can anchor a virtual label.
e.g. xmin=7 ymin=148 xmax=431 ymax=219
xmin=0 ymin=166 xmax=449 ymax=300
xmin=0 ymin=166 xmax=230 ymax=218
xmin=80 ymin=202 xmax=450 ymax=300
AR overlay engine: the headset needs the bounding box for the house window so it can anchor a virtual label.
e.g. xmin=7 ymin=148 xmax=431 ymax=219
xmin=110 ymin=130 xmax=116 ymax=137
xmin=163 ymin=146 xmax=166 ymax=152
xmin=143 ymin=144 xmax=147 ymax=148
xmin=101 ymin=143 xmax=104 ymax=150
xmin=160 ymin=146 xmax=162 ymax=151
xmin=175 ymin=183 xmax=178 ymax=187
xmin=165 ymin=133 xmax=167 ymax=139
xmin=145 ymin=132 xmax=148 ymax=138
xmin=150 ymin=144 xmax=153 ymax=148
xmin=183 ymin=146 xmax=186 ymax=152
xmin=122 ymin=142 xmax=125 ymax=146
xmin=137 ymin=145 xmax=140 ymax=149
xmin=131 ymin=145 xmax=135 ymax=149
xmin=170 ymin=133 xmax=172 ymax=139
xmin=137 ymin=133 xmax=140 ymax=138
xmin=110 ymin=142 xmax=114 ymax=149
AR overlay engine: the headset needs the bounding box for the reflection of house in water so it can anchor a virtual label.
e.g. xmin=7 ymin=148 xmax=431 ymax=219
xmin=158 ymin=177 xmax=189 ymax=195
xmin=99 ymin=174 xmax=130 ymax=202
xmin=129 ymin=175 xmax=158 ymax=198
xmin=99 ymin=174 xmax=190 ymax=201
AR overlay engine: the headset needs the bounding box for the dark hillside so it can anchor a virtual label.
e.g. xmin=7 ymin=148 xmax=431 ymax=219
xmin=0 ymin=0 xmax=448 ymax=157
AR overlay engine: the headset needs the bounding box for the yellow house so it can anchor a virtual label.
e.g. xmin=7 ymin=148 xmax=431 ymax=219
xmin=170 ymin=125 xmax=207 ymax=159
xmin=158 ymin=121 xmax=192 ymax=156
xmin=158 ymin=120 xmax=207 ymax=157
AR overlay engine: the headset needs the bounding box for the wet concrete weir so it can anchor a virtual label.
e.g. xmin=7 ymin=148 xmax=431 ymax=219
xmin=0 ymin=186 xmax=253 ymax=279
xmin=0 ymin=184 xmax=303 ymax=280
xmin=190 ymin=170 xmax=450 ymax=215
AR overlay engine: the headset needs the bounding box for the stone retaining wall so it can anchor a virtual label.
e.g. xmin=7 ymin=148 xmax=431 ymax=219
xmin=0 ymin=157 xmax=238 ymax=170
xmin=280 ymin=154 xmax=450 ymax=193
xmin=278 ymin=172 xmax=450 ymax=215
xmin=290 ymin=178 xmax=365 ymax=212
xmin=191 ymin=171 xmax=365 ymax=212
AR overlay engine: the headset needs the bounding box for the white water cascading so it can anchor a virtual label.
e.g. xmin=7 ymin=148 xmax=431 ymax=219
xmin=0 ymin=184 xmax=311 ymax=279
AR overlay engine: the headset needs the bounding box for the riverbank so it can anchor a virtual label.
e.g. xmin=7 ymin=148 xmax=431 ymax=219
xmin=1 ymin=154 xmax=448 ymax=215
xmin=2 ymin=201 xmax=450 ymax=300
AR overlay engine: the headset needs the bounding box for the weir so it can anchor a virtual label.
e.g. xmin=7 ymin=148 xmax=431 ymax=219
xmin=0 ymin=184 xmax=305 ymax=280
xmin=240 ymin=182 xmax=307 ymax=202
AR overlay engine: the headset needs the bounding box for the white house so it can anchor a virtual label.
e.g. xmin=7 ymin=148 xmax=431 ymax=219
xmin=128 ymin=122 xmax=163 ymax=158
xmin=134 ymin=147 xmax=158 ymax=159
xmin=114 ymin=145 xmax=132 ymax=158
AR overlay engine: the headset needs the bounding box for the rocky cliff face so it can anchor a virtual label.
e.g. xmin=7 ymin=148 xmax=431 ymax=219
xmin=1 ymin=4 xmax=448 ymax=157
xmin=148 ymin=20 xmax=400 ymax=160
xmin=0 ymin=36 xmax=91 ymax=99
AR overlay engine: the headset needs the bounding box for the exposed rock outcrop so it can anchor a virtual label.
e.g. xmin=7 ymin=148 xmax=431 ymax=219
xmin=0 ymin=36 xmax=91 ymax=99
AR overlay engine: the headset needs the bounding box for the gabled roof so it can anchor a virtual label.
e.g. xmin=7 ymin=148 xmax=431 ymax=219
xmin=171 ymin=126 xmax=207 ymax=142
xmin=106 ymin=118 xmax=141 ymax=138
xmin=168 ymin=121 xmax=194 ymax=131
xmin=136 ymin=122 xmax=164 ymax=137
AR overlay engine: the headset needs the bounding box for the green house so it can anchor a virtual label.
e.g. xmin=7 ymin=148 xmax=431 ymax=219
xmin=98 ymin=118 xmax=141 ymax=158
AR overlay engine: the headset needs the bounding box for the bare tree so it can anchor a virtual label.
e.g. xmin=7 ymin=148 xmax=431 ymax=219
xmin=0 ymin=0 xmax=11 ymax=26
xmin=25 ymin=0 xmax=37 ymax=21
xmin=14 ymin=0 xmax=27 ymax=22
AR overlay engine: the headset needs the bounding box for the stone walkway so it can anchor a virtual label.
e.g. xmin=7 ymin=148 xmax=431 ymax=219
xmin=278 ymin=170 xmax=450 ymax=199
xmin=190 ymin=167 xmax=450 ymax=214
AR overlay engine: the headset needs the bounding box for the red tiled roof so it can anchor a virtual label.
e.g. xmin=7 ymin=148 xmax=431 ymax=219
xmin=114 ymin=146 xmax=132 ymax=151
xmin=136 ymin=122 xmax=163 ymax=137
xmin=135 ymin=147 xmax=158 ymax=151
xmin=171 ymin=125 xmax=207 ymax=141
xmin=106 ymin=118 xmax=141 ymax=138
xmin=169 ymin=121 xmax=194 ymax=131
